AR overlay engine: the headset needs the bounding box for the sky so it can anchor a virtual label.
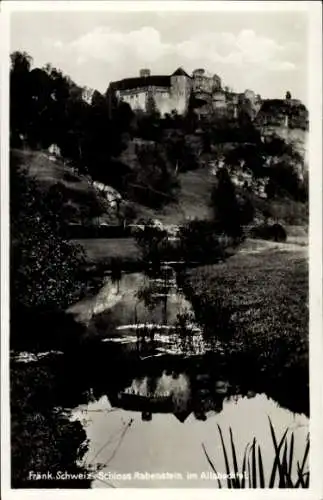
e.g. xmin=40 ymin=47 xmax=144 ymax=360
xmin=10 ymin=9 xmax=309 ymax=103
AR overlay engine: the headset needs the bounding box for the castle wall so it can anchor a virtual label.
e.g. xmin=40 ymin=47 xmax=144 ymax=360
xmin=212 ymin=91 xmax=226 ymax=109
xmin=118 ymin=86 xmax=171 ymax=113
xmin=117 ymin=88 xmax=147 ymax=111
xmin=114 ymin=69 xmax=294 ymax=123
xmin=192 ymin=69 xmax=221 ymax=95
xmin=192 ymin=75 xmax=214 ymax=94
xmin=212 ymin=74 xmax=222 ymax=90
xmin=117 ymin=84 xmax=191 ymax=116
xmin=154 ymin=92 xmax=183 ymax=115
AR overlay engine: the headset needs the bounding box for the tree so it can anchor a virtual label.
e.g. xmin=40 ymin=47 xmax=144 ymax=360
xmin=10 ymin=51 xmax=32 ymax=73
xmin=105 ymin=85 xmax=120 ymax=119
xmin=133 ymin=220 xmax=169 ymax=265
xmin=265 ymin=161 xmax=303 ymax=200
xmin=10 ymin=152 xmax=86 ymax=314
xmin=110 ymin=258 xmax=122 ymax=294
xmin=11 ymin=362 xmax=91 ymax=488
xmin=164 ymin=131 xmax=199 ymax=174
xmin=10 ymin=51 xmax=80 ymax=151
xmin=126 ymin=147 xmax=179 ymax=208
xmin=25 ymin=68 xmax=54 ymax=148
xmin=211 ymin=168 xmax=242 ymax=238
xmin=238 ymin=195 xmax=255 ymax=225
xmin=178 ymin=219 xmax=230 ymax=264
xmin=10 ymin=51 xmax=33 ymax=146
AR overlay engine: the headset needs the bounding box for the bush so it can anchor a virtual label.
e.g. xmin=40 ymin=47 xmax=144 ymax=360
xmin=178 ymin=220 xmax=234 ymax=263
xmin=250 ymin=223 xmax=287 ymax=242
xmin=133 ymin=219 xmax=170 ymax=264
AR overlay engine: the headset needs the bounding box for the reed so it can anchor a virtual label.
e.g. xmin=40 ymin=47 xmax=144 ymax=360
xmin=202 ymin=417 xmax=309 ymax=488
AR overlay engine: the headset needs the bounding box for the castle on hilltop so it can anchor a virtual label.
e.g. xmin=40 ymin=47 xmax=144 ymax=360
xmin=108 ymin=67 xmax=262 ymax=119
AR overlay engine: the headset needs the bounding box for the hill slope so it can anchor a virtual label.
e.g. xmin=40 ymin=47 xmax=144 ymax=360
xmin=11 ymin=149 xmax=121 ymax=226
xmin=11 ymin=147 xmax=308 ymax=231
xmin=11 ymin=148 xmax=216 ymax=227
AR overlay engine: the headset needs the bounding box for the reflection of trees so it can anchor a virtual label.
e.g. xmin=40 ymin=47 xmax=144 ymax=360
xmin=191 ymin=373 xmax=229 ymax=421
xmin=134 ymin=263 xmax=174 ymax=342
xmin=110 ymin=257 xmax=122 ymax=293
xmin=134 ymin=268 xmax=206 ymax=357
xmin=136 ymin=325 xmax=160 ymax=355
xmin=133 ymin=222 xmax=169 ymax=263
xmin=136 ymin=283 xmax=163 ymax=312
xmin=172 ymin=311 xmax=198 ymax=356
xmin=134 ymin=223 xmax=174 ymax=340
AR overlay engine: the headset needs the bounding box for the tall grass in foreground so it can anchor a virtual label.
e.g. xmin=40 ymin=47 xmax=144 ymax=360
xmin=202 ymin=417 xmax=309 ymax=488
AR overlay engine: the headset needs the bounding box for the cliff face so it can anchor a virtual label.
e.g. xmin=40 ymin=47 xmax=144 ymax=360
xmin=285 ymin=128 xmax=309 ymax=167
xmin=260 ymin=126 xmax=308 ymax=170
xmin=256 ymin=99 xmax=309 ymax=128
xmin=255 ymin=99 xmax=309 ymax=169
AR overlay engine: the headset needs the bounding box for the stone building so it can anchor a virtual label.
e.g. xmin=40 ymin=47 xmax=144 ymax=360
xmin=108 ymin=67 xmax=253 ymax=118
xmin=109 ymin=67 xmax=192 ymax=116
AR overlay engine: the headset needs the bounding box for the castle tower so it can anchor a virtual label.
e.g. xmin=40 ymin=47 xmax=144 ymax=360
xmin=140 ymin=69 xmax=151 ymax=78
xmin=212 ymin=74 xmax=222 ymax=91
xmin=192 ymin=68 xmax=205 ymax=91
xmin=170 ymin=67 xmax=192 ymax=114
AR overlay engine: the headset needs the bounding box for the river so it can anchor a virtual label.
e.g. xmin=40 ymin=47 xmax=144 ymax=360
xmin=60 ymin=262 xmax=309 ymax=488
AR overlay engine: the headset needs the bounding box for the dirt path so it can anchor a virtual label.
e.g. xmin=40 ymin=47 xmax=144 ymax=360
xmin=238 ymin=237 xmax=308 ymax=257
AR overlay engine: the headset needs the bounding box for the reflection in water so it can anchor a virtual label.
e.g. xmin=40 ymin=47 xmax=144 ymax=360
xmin=65 ymin=264 xmax=309 ymax=489
xmin=69 ymin=265 xmax=223 ymax=359
xmin=68 ymin=266 xmax=195 ymax=335
xmin=71 ymin=380 xmax=308 ymax=489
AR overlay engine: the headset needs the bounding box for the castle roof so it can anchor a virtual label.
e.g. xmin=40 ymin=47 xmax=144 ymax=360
xmin=110 ymin=75 xmax=171 ymax=92
xmin=109 ymin=67 xmax=191 ymax=93
xmin=172 ymin=67 xmax=190 ymax=77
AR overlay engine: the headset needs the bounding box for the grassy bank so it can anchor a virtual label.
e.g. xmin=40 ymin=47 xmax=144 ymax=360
xmin=182 ymin=244 xmax=309 ymax=415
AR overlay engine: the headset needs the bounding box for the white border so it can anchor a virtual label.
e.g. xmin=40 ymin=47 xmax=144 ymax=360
xmin=308 ymin=2 xmax=323 ymax=498
xmin=0 ymin=0 xmax=313 ymax=13
xmin=1 ymin=2 xmax=322 ymax=500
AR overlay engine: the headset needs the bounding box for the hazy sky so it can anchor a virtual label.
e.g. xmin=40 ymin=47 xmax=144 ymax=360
xmin=10 ymin=9 xmax=308 ymax=102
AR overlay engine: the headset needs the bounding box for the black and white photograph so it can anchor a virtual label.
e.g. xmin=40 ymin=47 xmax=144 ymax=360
xmin=1 ymin=1 xmax=322 ymax=496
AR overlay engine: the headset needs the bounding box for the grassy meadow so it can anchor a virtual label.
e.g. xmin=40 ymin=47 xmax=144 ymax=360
xmin=183 ymin=240 xmax=309 ymax=415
